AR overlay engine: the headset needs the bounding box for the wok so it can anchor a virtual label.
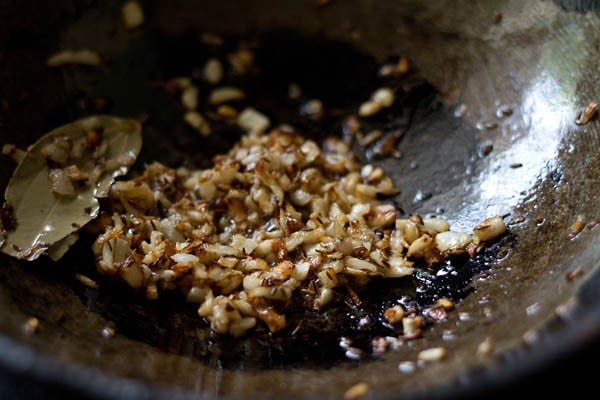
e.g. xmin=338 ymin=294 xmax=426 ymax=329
xmin=0 ymin=0 xmax=599 ymax=398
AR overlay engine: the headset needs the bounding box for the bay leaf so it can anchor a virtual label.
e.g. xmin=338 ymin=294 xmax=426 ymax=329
xmin=1 ymin=115 xmax=142 ymax=261
xmin=47 ymin=232 xmax=80 ymax=261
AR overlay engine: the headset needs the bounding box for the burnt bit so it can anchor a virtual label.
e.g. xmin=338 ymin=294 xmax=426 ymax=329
xmin=86 ymin=127 xmax=104 ymax=152
xmin=0 ymin=202 xmax=17 ymax=231
xmin=368 ymin=129 xmax=405 ymax=159
xmin=508 ymin=215 xmax=525 ymax=225
xmin=314 ymin=0 xmax=332 ymax=8
xmin=535 ymin=217 xmax=545 ymax=226
xmin=92 ymin=97 xmax=110 ymax=112
xmin=565 ymin=266 xmax=584 ymax=281
xmin=587 ymin=218 xmax=600 ymax=229
xmin=493 ymin=11 xmax=503 ymax=24
xmin=496 ymin=104 xmax=513 ymax=117
xmin=479 ymin=142 xmax=494 ymax=157
xmin=575 ymin=101 xmax=599 ymax=125
xmin=55 ymin=310 xmax=66 ymax=323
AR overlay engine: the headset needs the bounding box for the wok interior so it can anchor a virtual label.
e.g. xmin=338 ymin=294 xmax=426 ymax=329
xmin=0 ymin=0 xmax=599 ymax=398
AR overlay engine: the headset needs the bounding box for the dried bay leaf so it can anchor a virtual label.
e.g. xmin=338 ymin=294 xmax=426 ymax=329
xmin=47 ymin=232 xmax=80 ymax=261
xmin=1 ymin=115 xmax=142 ymax=261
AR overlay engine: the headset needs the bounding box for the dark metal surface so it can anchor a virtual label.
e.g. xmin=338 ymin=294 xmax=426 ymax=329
xmin=0 ymin=0 xmax=599 ymax=399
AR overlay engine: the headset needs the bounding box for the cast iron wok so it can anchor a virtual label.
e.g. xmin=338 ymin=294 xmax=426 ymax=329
xmin=0 ymin=0 xmax=599 ymax=398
